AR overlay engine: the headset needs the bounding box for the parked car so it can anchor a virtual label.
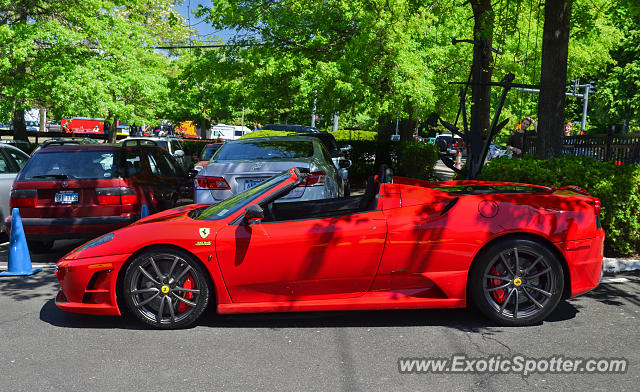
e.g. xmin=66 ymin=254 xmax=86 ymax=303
xmin=31 ymin=137 xmax=100 ymax=156
xmin=194 ymin=136 xmax=343 ymax=204
xmin=0 ymin=144 xmax=30 ymax=234
xmin=435 ymin=135 xmax=464 ymax=156
xmin=45 ymin=120 xmax=61 ymax=132
xmin=487 ymin=144 xmax=512 ymax=160
xmin=7 ymin=144 xmax=194 ymax=251
xmin=25 ymin=121 xmax=40 ymax=132
xmin=53 ymin=167 xmax=604 ymax=329
xmin=261 ymin=124 xmax=321 ymax=133
xmin=120 ymin=136 xmax=190 ymax=172
xmin=294 ymin=131 xmax=352 ymax=195
xmin=0 ymin=139 xmax=32 ymax=154
xmin=0 ymin=123 xmax=13 ymax=131
xmin=193 ymin=142 xmax=224 ymax=171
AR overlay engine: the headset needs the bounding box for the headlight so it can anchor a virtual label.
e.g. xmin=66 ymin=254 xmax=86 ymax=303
xmin=71 ymin=233 xmax=115 ymax=257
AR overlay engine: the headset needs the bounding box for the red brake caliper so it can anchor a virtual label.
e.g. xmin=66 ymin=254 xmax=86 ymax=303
xmin=177 ymin=274 xmax=195 ymax=313
xmin=489 ymin=266 xmax=505 ymax=303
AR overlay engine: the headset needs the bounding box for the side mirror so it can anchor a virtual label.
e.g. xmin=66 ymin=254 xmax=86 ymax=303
xmin=339 ymin=159 xmax=352 ymax=169
xmin=244 ymin=204 xmax=264 ymax=225
xmin=174 ymin=149 xmax=185 ymax=158
xmin=186 ymin=169 xmax=199 ymax=179
xmin=340 ymin=144 xmax=352 ymax=152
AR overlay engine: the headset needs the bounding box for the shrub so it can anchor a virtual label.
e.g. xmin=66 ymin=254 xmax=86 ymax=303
xmin=478 ymin=154 xmax=640 ymax=256
xmin=332 ymin=129 xmax=377 ymax=141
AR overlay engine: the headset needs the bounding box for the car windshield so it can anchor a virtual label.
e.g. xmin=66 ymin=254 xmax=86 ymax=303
xmin=214 ymin=140 xmax=314 ymax=161
xmin=19 ymin=150 xmax=120 ymax=180
xmin=196 ymin=171 xmax=293 ymax=221
xmin=200 ymin=144 xmax=222 ymax=160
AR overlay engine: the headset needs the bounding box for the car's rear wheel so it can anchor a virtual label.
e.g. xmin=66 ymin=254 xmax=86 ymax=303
xmin=470 ymin=239 xmax=564 ymax=326
xmin=123 ymin=248 xmax=210 ymax=329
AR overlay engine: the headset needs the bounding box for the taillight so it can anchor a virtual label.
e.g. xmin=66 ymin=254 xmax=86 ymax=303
xmin=96 ymin=187 xmax=138 ymax=205
xmin=593 ymin=198 xmax=601 ymax=216
xmin=196 ymin=176 xmax=230 ymax=190
xmin=300 ymin=171 xmax=326 ymax=187
xmin=10 ymin=189 xmax=37 ymax=208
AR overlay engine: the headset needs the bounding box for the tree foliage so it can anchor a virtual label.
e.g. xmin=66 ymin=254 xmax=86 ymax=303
xmin=0 ymin=0 xmax=189 ymax=140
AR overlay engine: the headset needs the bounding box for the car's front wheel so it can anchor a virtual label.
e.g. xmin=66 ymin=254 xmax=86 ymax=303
xmin=122 ymin=248 xmax=211 ymax=329
xmin=469 ymin=239 xmax=564 ymax=326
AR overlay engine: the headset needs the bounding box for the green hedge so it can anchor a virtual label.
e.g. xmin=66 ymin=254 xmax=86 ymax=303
xmin=478 ymin=154 xmax=640 ymax=256
xmin=181 ymin=140 xmax=211 ymax=158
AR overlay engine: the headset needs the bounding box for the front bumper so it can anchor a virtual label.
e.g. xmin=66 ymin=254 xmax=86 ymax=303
xmin=560 ymin=228 xmax=606 ymax=297
xmin=55 ymin=253 xmax=131 ymax=316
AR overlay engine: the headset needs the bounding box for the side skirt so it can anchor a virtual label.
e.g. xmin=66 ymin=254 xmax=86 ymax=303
xmin=217 ymin=293 xmax=465 ymax=314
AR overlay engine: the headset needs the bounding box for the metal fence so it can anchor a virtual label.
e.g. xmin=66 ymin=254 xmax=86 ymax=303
xmin=525 ymin=133 xmax=640 ymax=164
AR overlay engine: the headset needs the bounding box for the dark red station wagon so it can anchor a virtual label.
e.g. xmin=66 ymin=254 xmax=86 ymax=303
xmin=8 ymin=144 xmax=194 ymax=251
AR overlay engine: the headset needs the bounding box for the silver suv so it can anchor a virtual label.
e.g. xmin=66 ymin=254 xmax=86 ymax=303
xmin=194 ymin=136 xmax=344 ymax=204
xmin=120 ymin=136 xmax=189 ymax=171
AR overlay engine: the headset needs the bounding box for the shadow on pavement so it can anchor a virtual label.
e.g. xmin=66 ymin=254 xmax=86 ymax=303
xmin=582 ymin=271 xmax=640 ymax=307
xmin=0 ymin=270 xmax=59 ymax=301
xmin=39 ymin=297 xmax=581 ymax=331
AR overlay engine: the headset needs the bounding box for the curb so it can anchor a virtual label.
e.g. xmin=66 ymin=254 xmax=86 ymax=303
xmin=603 ymin=257 xmax=640 ymax=273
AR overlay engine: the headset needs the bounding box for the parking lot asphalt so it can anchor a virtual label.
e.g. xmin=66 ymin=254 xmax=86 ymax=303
xmin=0 ymin=240 xmax=638 ymax=391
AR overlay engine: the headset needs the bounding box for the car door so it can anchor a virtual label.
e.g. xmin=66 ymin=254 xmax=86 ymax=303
xmin=144 ymin=148 xmax=179 ymax=212
xmin=215 ymin=210 xmax=387 ymax=303
xmin=0 ymin=146 xmax=29 ymax=230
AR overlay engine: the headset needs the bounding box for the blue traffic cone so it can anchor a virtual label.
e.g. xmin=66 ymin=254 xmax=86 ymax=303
xmin=140 ymin=204 xmax=149 ymax=219
xmin=0 ymin=208 xmax=42 ymax=276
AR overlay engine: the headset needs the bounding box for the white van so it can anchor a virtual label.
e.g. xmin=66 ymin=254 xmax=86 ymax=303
xmin=206 ymin=124 xmax=252 ymax=140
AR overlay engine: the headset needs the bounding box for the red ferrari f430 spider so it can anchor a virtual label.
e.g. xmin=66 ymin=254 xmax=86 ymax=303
xmin=55 ymin=167 xmax=604 ymax=329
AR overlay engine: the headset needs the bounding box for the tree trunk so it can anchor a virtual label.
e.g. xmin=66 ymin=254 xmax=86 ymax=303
xmin=108 ymin=117 xmax=118 ymax=143
xmin=39 ymin=107 xmax=46 ymax=132
xmin=537 ymin=0 xmax=572 ymax=159
xmin=468 ymin=0 xmax=494 ymax=179
xmin=374 ymin=113 xmax=393 ymax=170
xmin=399 ymin=118 xmax=414 ymax=141
xmin=13 ymin=109 xmax=27 ymax=141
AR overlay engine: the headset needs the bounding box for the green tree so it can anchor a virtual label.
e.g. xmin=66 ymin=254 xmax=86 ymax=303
xmin=0 ymin=0 xmax=190 ymax=141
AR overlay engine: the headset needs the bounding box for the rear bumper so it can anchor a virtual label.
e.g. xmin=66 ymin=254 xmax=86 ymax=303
xmin=559 ymin=229 xmax=605 ymax=297
xmin=55 ymin=253 xmax=131 ymax=316
xmin=6 ymin=215 xmax=137 ymax=240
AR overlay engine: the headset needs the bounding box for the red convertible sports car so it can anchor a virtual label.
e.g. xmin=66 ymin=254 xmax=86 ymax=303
xmin=55 ymin=167 xmax=604 ymax=329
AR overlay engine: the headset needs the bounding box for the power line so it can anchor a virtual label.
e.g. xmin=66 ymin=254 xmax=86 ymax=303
xmin=153 ymin=43 xmax=264 ymax=49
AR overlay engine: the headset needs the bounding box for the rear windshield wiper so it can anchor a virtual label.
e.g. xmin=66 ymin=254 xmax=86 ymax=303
xmin=31 ymin=174 xmax=70 ymax=179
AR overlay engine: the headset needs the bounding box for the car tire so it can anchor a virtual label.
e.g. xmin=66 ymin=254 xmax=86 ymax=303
xmin=469 ymin=238 xmax=564 ymax=327
xmin=122 ymin=247 xmax=211 ymax=329
xmin=27 ymin=240 xmax=54 ymax=253
xmin=343 ymin=181 xmax=351 ymax=197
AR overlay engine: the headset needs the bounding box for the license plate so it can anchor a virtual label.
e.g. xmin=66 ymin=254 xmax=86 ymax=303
xmin=244 ymin=179 xmax=265 ymax=190
xmin=54 ymin=191 xmax=78 ymax=204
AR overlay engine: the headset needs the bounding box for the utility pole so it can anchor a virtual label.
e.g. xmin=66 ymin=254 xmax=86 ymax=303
xmin=311 ymin=90 xmax=317 ymax=127
xmin=516 ymin=79 xmax=595 ymax=133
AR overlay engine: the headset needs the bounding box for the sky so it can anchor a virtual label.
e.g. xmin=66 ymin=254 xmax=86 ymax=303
xmin=174 ymin=0 xmax=234 ymax=42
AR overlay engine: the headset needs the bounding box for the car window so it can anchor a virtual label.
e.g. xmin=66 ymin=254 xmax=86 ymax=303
xmin=197 ymin=171 xmax=292 ymax=221
xmin=125 ymin=149 xmax=143 ymax=178
xmin=170 ymin=140 xmax=182 ymax=153
xmin=18 ymin=150 xmax=120 ymax=180
xmin=214 ymin=140 xmax=314 ymax=160
xmin=150 ymin=149 xmax=179 ymax=177
xmin=0 ymin=153 xmax=11 ymax=173
xmin=4 ymin=148 xmax=29 ymax=170
xmin=318 ymin=142 xmax=333 ymax=165
xmin=200 ymin=144 xmax=222 ymax=160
